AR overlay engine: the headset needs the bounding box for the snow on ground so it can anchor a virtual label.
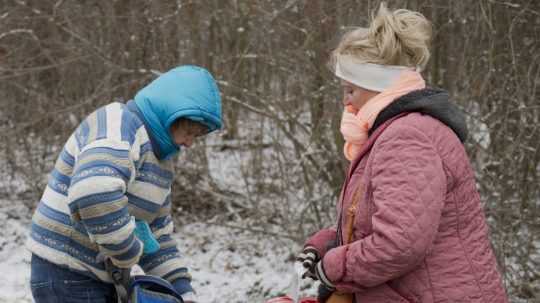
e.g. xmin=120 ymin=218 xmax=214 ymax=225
xmin=0 ymin=205 xmax=316 ymax=303
xmin=0 ymin=204 xmax=33 ymax=303
xmin=178 ymin=222 xmax=316 ymax=302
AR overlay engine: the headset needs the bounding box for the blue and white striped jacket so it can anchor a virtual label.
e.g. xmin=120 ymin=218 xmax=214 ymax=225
xmin=27 ymin=101 xmax=191 ymax=285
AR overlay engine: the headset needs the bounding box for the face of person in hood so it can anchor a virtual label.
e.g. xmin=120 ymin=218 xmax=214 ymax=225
xmin=169 ymin=118 xmax=208 ymax=148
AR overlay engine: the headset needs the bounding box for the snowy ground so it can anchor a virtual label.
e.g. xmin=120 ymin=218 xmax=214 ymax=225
xmin=177 ymin=222 xmax=316 ymax=302
xmin=0 ymin=204 xmax=317 ymax=303
xmin=0 ymin=205 xmax=32 ymax=303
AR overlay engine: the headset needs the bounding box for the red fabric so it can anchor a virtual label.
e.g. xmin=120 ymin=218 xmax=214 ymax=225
xmin=265 ymin=296 xmax=317 ymax=303
xmin=312 ymin=113 xmax=508 ymax=302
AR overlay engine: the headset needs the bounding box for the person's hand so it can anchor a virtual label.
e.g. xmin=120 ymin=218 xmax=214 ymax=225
xmin=314 ymin=261 xmax=335 ymax=290
xmin=173 ymin=278 xmax=196 ymax=302
xmin=181 ymin=291 xmax=197 ymax=303
xmin=303 ymin=259 xmax=336 ymax=292
xmin=134 ymin=219 xmax=160 ymax=255
xmin=296 ymin=246 xmax=320 ymax=279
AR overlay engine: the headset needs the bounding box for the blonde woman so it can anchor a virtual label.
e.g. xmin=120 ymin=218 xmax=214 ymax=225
xmin=297 ymin=3 xmax=508 ymax=303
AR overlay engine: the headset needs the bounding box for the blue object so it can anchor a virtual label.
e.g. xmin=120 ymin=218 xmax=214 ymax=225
xmin=135 ymin=220 xmax=161 ymax=255
xmin=134 ymin=65 xmax=222 ymax=160
xmin=171 ymin=278 xmax=193 ymax=295
xmin=129 ymin=275 xmax=184 ymax=303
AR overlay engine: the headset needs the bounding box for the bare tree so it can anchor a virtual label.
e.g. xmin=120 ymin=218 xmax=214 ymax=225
xmin=0 ymin=0 xmax=538 ymax=300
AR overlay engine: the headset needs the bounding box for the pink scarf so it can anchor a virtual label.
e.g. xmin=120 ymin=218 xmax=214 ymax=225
xmin=340 ymin=70 xmax=426 ymax=161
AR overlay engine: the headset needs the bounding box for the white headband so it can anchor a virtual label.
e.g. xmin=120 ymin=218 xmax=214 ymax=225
xmin=335 ymin=55 xmax=418 ymax=92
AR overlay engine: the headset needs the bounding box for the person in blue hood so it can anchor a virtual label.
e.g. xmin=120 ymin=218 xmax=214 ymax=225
xmin=28 ymin=65 xmax=221 ymax=303
xmin=132 ymin=65 xmax=222 ymax=160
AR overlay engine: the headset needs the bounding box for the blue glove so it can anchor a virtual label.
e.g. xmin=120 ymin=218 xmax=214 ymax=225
xmin=134 ymin=219 xmax=160 ymax=255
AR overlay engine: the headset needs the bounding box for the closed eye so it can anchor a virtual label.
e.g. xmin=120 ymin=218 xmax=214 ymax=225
xmin=343 ymin=87 xmax=354 ymax=96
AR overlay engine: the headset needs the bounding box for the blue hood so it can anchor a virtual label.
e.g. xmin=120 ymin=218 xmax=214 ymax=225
xmin=133 ymin=65 xmax=222 ymax=160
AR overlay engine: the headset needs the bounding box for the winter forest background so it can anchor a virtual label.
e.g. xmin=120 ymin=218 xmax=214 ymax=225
xmin=0 ymin=0 xmax=538 ymax=302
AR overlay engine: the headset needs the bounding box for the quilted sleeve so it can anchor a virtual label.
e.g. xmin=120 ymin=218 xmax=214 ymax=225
xmin=322 ymin=123 xmax=446 ymax=292
xmin=304 ymin=227 xmax=338 ymax=257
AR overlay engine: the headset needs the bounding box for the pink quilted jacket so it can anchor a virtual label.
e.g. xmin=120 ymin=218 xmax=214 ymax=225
xmin=306 ymin=108 xmax=508 ymax=302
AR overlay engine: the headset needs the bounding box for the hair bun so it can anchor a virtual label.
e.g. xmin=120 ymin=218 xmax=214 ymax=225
xmin=368 ymin=2 xmax=432 ymax=69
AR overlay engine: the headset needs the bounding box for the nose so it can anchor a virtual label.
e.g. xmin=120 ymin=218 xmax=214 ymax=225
xmin=342 ymin=94 xmax=349 ymax=107
xmin=182 ymin=136 xmax=194 ymax=148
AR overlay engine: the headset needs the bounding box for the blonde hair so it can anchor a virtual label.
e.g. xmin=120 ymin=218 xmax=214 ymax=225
xmin=330 ymin=2 xmax=432 ymax=71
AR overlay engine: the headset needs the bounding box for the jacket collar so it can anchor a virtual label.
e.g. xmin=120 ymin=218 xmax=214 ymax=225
xmin=369 ymin=88 xmax=468 ymax=143
xmin=126 ymin=100 xmax=163 ymax=160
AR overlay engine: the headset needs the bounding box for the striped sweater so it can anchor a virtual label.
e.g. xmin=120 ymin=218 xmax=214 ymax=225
xmin=27 ymin=102 xmax=191 ymax=286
